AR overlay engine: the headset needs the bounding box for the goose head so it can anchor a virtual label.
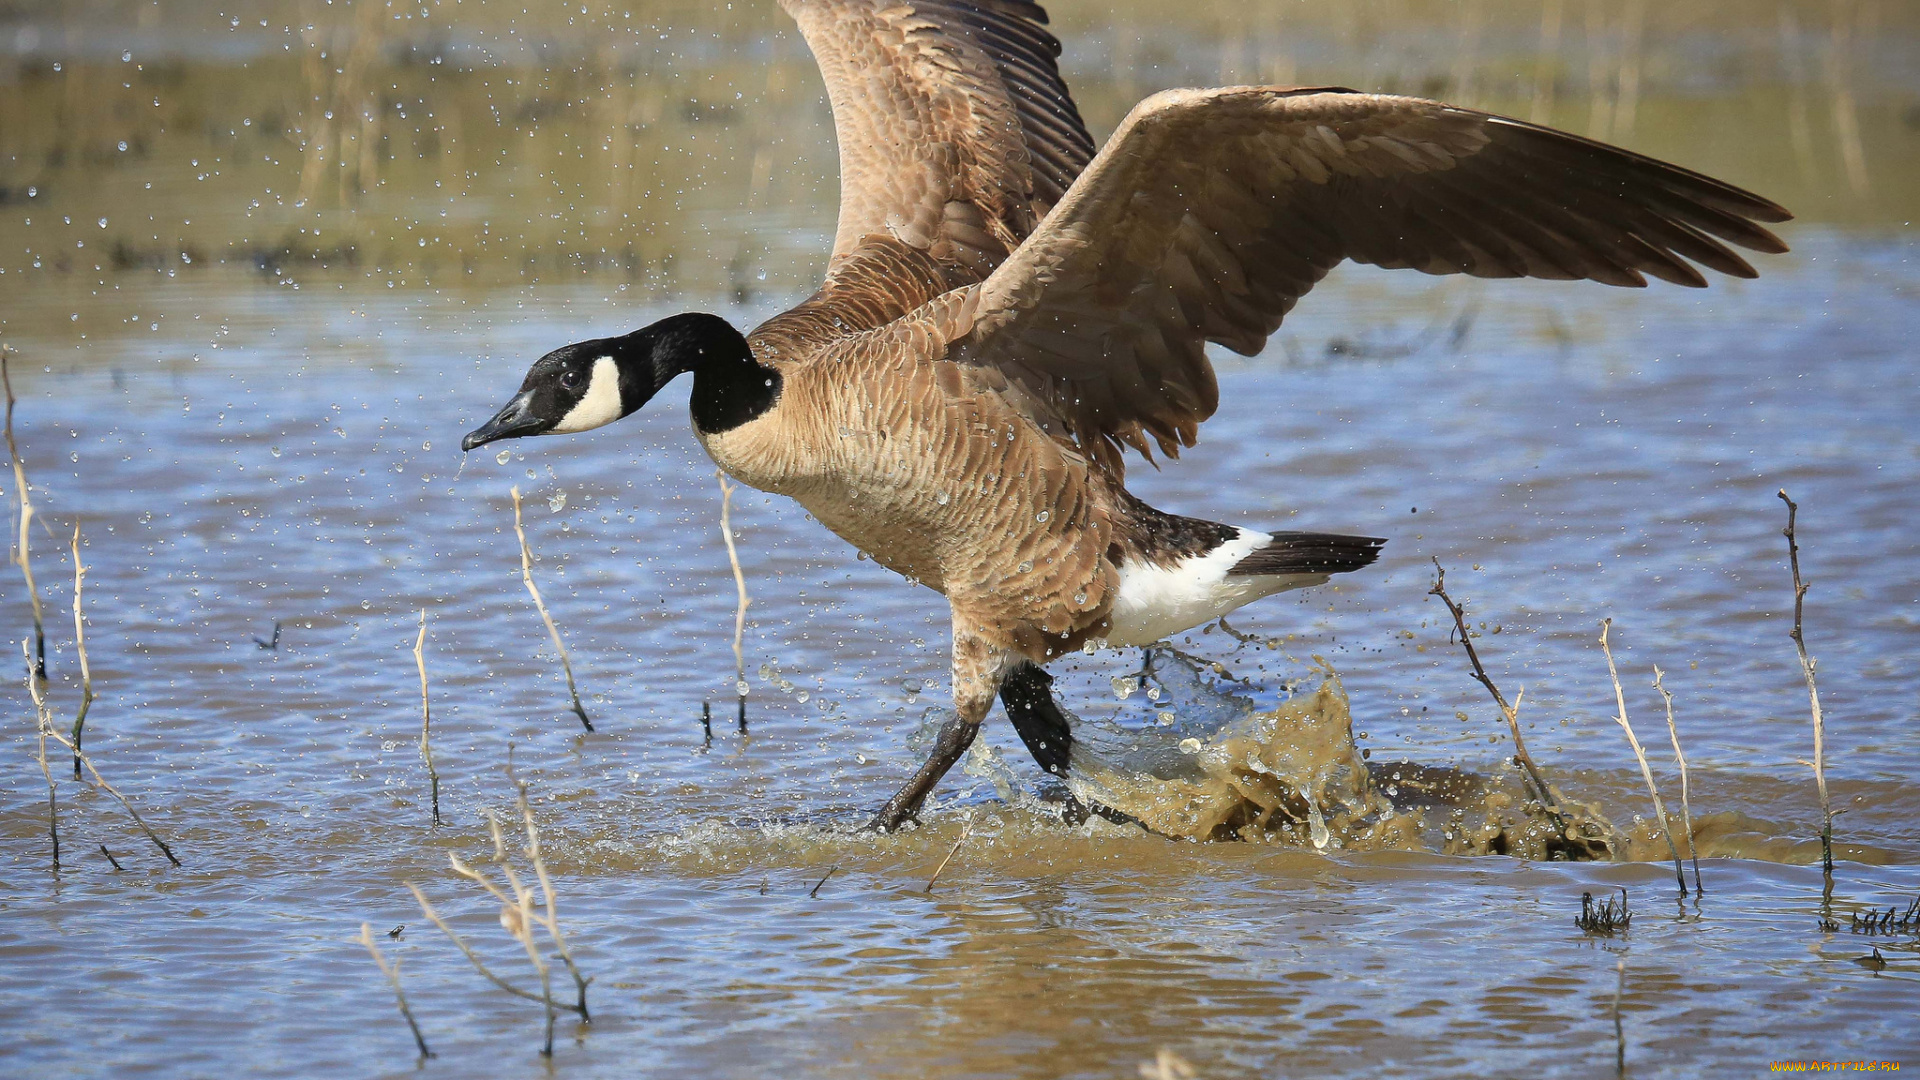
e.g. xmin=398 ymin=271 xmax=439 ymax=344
xmin=462 ymin=312 xmax=762 ymax=451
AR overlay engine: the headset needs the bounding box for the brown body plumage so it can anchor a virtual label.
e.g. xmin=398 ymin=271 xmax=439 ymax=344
xmin=467 ymin=0 xmax=1790 ymax=831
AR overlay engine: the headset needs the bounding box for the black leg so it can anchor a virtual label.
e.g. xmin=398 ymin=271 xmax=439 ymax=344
xmin=999 ymin=663 xmax=1073 ymax=778
xmin=1000 ymin=663 xmax=1097 ymax=826
xmin=1000 ymin=662 xmax=1158 ymax=832
xmin=865 ymin=714 xmax=978 ymax=833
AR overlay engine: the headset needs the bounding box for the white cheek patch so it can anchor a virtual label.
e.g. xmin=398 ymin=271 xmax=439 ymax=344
xmin=550 ymin=356 xmax=624 ymax=434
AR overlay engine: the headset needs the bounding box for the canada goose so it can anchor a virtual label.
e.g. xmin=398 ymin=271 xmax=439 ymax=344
xmin=463 ymin=0 xmax=1789 ymax=832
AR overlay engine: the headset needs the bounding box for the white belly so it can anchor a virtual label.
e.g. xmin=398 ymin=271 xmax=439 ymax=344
xmin=1103 ymin=529 xmax=1329 ymax=647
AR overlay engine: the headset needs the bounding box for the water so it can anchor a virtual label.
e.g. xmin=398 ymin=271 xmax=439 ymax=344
xmin=2 ymin=3 xmax=1918 ymax=1076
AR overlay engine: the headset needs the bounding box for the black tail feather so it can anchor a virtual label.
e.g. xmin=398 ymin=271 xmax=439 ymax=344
xmin=1226 ymin=531 xmax=1386 ymax=577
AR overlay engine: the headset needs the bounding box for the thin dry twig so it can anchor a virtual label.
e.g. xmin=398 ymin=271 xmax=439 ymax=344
xmin=27 ymin=639 xmax=181 ymax=866
xmin=1426 ymin=560 xmax=1563 ymax=816
xmin=1652 ymin=665 xmax=1702 ymax=894
xmin=3 ymin=347 xmax=47 ymax=682
xmin=98 ymin=844 xmax=123 ymax=871
xmin=1600 ymin=619 xmax=1686 ymax=895
xmin=510 ymin=486 xmax=591 ymax=732
xmin=70 ymin=525 xmax=96 ymax=780
xmin=717 ymin=472 xmax=749 ymax=733
xmin=1778 ymin=489 xmax=1833 ymax=877
xmin=357 ymin=921 xmax=434 ymax=1059
xmin=23 ymin=640 xmax=58 ymax=871
xmin=809 ymin=866 xmax=837 ymax=898
xmin=925 ymin=819 xmax=974 ymax=893
xmin=413 ymin=609 xmax=441 ymax=826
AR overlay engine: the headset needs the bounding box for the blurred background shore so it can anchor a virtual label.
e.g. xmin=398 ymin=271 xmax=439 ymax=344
xmin=2 ymin=0 xmax=1915 ymax=352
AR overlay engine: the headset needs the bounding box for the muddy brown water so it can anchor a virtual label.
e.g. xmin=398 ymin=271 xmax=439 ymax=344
xmin=2 ymin=3 xmax=1918 ymax=1077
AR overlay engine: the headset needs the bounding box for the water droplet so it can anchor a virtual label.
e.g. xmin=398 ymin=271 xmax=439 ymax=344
xmin=1017 ymin=561 xmax=1033 ymax=574
xmin=270 ymin=446 xmax=282 ymax=458
xmin=1157 ymin=711 xmax=1176 ymax=726
xmin=1304 ymin=789 xmax=1331 ymax=850
xmin=935 ymin=492 xmax=949 ymax=505
xmin=495 ymin=449 xmax=511 ymax=465
xmin=1111 ymin=676 xmax=1137 ymax=700
xmin=421 ymin=441 xmax=431 ymax=451
xmin=360 ymin=600 xmax=371 ymax=610
xmin=1072 ymin=592 xmax=1086 ymax=605
xmin=1177 ymin=737 xmax=1201 ymax=754
xmin=1035 ymin=511 xmax=1050 ymax=523
xmin=795 ymin=691 xmax=810 ymax=703
xmin=855 ymin=753 xmax=868 ymax=765
xmin=548 ymin=491 xmax=567 ymax=512
xmin=1146 ymin=685 xmax=1162 ymax=702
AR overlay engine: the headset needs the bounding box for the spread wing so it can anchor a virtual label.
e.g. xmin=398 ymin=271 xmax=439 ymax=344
xmin=952 ymin=87 xmax=1794 ymax=475
xmin=780 ymin=0 xmax=1095 ymax=283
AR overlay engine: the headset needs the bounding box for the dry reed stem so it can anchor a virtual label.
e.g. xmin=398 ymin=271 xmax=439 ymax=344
xmin=357 ymin=921 xmax=434 ymax=1059
xmin=1651 ymin=665 xmax=1702 ymax=893
xmin=27 ymin=639 xmax=181 ymax=866
xmin=510 ymin=486 xmax=592 ymax=732
xmin=1777 ymin=489 xmax=1833 ymax=877
xmin=3 ymin=348 xmax=47 ymax=682
xmin=411 ymin=772 xmax=590 ymax=1056
xmin=512 ymin=774 xmax=591 ymax=1019
xmin=23 ymin=640 xmax=58 ymax=871
xmin=925 ymin=818 xmax=974 ymax=894
xmin=717 ymin=472 xmax=749 ymax=732
xmin=413 ymin=609 xmax=441 ymax=826
xmin=1139 ymin=1048 xmax=1198 ymax=1080
xmin=404 ymin=881 xmax=553 ymax=1009
xmin=1612 ymin=957 xmax=1627 ymax=1079
xmin=460 ymin=812 xmax=559 ymax=1055
xmin=1599 ymin=619 xmax=1686 ymax=894
xmin=70 ymin=525 xmax=95 ymax=780
xmin=98 ymin=844 xmax=123 ymax=871
xmin=1426 ymin=560 xmax=1563 ymax=817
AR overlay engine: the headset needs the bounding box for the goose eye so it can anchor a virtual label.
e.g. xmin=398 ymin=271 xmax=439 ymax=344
xmin=559 ymin=370 xmax=582 ymax=390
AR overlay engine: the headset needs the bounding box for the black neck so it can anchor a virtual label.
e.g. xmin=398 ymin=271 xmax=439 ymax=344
xmin=622 ymin=313 xmax=780 ymax=434
xmin=653 ymin=315 xmax=779 ymax=435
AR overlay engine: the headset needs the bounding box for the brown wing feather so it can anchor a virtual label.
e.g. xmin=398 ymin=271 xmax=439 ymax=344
xmin=953 ymin=87 xmax=1793 ymax=475
xmin=779 ymin=0 xmax=1093 ymax=287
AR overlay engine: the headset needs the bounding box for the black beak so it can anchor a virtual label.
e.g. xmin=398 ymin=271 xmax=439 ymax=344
xmin=462 ymin=391 xmax=544 ymax=452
